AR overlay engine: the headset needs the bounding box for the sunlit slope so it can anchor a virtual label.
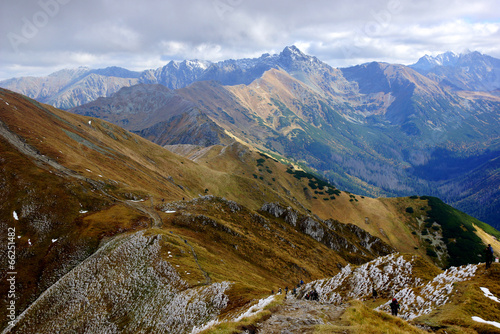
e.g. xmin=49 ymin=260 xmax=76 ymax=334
xmin=1 ymin=88 xmax=498 ymax=333
xmin=0 ymin=88 xmax=389 ymax=332
xmin=181 ymin=142 xmax=500 ymax=269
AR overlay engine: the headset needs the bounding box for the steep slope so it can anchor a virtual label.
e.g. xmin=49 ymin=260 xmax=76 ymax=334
xmin=176 ymin=69 xmax=411 ymax=197
xmin=184 ymin=63 xmax=500 ymax=228
xmin=69 ymin=84 xmax=232 ymax=146
xmin=1 ymin=88 xmax=499 ymax=333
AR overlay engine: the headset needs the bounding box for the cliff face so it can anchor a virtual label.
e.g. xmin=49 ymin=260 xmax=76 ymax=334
xmin=260 ymin=202 xmax=394 ymax=263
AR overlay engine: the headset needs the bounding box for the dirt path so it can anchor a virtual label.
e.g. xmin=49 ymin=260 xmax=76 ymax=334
xmin=125 ymin=199 xmax=163 ymax=227
xmin=254 ymin=297 xmax=347 ymax=334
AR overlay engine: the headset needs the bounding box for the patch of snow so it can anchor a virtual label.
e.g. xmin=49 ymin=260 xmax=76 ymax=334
xmin=11 ymin=231 xmax=231 ymax=333
xmin=86 ymin=169 xmax=92 ymax=172
xmin=88 ymin=120 xmax=92 ymax=125
xmin=233 ymin=295 xmax=276 ymax=322
xmin=472 ymin=316 xmax=500 ymax=329
xmin=13 ymin=211 xmax=19 ymax=220
xmin=6 ymin=102 xmax=9 ymax=105
xmin=52 ymin=239 xmax=58 ymax=243
xmin=79 ymin=210 xmax=88 ymax=214
xmin=191 ymin=319 xmax=221 ymax=334
xmin=28 ymin=239 xmax=32 ymax=246
xmin=98 ymin=175 xmax=103 ymax=177
xmin=129 ymin=199 xmax=146 ymax=202
xmin=480 ymin=287 xmax=500 ymax=303
xmin=164 ymin=210 xmax=176 ymax=213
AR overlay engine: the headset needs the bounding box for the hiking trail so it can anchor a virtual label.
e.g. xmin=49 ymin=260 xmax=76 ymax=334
xmin=252 ymin=296 xmax=348 ymax=334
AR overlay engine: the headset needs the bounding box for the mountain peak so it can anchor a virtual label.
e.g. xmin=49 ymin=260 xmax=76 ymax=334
xmin=411 ymin=50 xmax=494 ymax=71
xmin=281 ymin=45 xmax=307 ymax=59
xmin=411 ymin=52 xmax=459 ymax=71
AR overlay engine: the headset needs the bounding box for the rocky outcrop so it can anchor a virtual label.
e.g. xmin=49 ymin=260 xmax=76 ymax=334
xmin=3 ymin=231 xmax=230 ymax=334
xmin=297 ymin=254 xmax=424 ymax=304
xmin=260 ymin=202 xmax=394 ymax=263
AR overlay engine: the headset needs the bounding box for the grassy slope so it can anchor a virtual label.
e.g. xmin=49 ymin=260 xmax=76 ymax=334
xmin=317 ymin=300 xmax=428 ymax=334
xmin=186 ymin=135 xmax=500 ymax=269
xmin=421 ymin=196 xmax=500 ymax=267
xmin=1 ymin=88 xmax=499 ymax=331
xmin=0 ymin=89 xmax=365 ymax=329
xmin=415 ymin=263 xmax=500 ymax=334
xmin=192 ymin=144 xmax=500 ymax=269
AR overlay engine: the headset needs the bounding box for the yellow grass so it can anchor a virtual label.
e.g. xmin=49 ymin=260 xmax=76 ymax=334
xmin=315 ymin=300 xmax=427 ymax=334
xmin=473 ymin=224 xmax=500 ymax=258
xmin=200 ymin=295 xmax=284 ymax=334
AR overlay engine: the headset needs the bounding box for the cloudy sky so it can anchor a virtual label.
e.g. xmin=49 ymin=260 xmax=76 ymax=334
xmin=1 ymin=0 xmax=499 ymax=80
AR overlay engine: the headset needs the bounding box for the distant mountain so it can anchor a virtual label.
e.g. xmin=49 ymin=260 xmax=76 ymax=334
xmin=4 ymin=47 xmax=500 ymax=229
xmin=0 ymin=66 xmax=140 ymax=109
xmin=410 ymin=51 xmax=500 ymax=91
xmin=70 ymin=83 xmax=231 ymax=147
xmin=139 ymin=59 xmax=211 ymax=88
xmin=90 ymin=66 xmax=142 ymax=79
xmin=140 ymin=45 xmax=340 ymax=89
xmin=0 ymin=46 xmax=351 ymax=109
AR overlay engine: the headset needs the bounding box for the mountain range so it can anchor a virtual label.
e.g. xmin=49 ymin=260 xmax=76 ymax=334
xmin=1 ymin=46 xmax=499 ymax=231
xmin=1 ymin=87 xmax=500 ymax=333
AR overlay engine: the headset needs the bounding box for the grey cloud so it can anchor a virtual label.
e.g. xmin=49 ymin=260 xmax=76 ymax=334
xmin=1 ymin=0 xmax=499 ymax=79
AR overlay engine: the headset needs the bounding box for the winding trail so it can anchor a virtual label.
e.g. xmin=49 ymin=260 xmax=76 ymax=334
xmin=254 ymin=297 xmax=348 ymax=334
xmin=125 ymin=199 xmax=163 ymax=227
xmin=1 ymin=118 xmax=211 ymax=284
xmin=171 ymin=233 xmax=212 ymax=285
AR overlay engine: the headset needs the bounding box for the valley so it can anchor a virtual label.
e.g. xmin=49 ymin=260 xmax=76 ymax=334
xmin=1 ymin=87 xmax=500 ymax=333
xmin=28 ymin=46 xmax=496 ymax=229
xmin=1 ymin=46 xmax=500 ymax=333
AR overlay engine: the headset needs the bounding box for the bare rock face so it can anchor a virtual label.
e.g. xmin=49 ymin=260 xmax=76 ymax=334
xmin=259 ymin=202 xmax=394 ymax=263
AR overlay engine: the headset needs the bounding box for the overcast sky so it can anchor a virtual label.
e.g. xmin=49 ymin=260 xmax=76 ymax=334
xmin=1 ymin=0 xmax=499 ymax=80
